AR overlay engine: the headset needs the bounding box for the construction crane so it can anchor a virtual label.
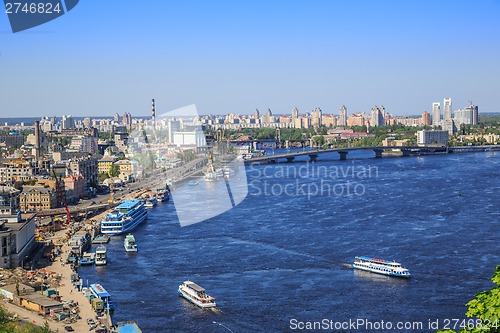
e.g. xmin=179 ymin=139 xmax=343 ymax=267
xmin=52 ymin=170 xmax=71 ymax=224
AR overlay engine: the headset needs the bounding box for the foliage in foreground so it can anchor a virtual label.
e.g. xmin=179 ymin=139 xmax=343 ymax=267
xmin=438 ymin=265 xmax=500 ymax=333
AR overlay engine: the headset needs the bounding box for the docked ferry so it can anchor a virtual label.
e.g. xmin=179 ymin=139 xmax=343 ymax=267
xmin=178 ymin=281 xmax=216 ymax=308
xmin=100 ymin=200 xmax=147 ymax=235
xmin=352 ymin=256 xmax=411 ymax=278
xmin=95 ymin=246 xmax=107 ymax=266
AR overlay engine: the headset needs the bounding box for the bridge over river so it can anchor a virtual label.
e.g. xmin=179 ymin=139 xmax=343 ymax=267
xmin=244 ymin=145 xmax=499 ymax=164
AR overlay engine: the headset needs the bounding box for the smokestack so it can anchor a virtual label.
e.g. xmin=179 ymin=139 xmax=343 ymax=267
xmin=34 ymin=120 xmax=40 ymax=161
xmin=152 ymin=99 xmax=156 ymax=130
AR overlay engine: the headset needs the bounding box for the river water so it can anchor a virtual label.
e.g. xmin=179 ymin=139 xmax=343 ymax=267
xmin=79 ymin=150 xmax=500 ymax=332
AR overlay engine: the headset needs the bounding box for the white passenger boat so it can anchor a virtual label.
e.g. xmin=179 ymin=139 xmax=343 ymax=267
xmin=95 ymin=245 xmax=107 ymax=265
xmin=352 ymin=256 xmax=411 ymax=278
xmin=178 ymin=281 xmax=216 ymax=308
xmin=100 ymin=200 xmax=147 ymax=235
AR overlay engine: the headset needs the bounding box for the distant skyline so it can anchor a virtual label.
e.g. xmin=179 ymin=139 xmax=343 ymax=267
xmin=0 ymin=1 xmax=499 ymax=117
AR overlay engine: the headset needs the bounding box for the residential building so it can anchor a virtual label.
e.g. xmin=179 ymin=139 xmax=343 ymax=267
xmin=19 ymin=185 xmax=56 ymax=212
xmin=339 ymin=105 xmax=348 ymax=127
xmin=0 ymin=157 xmax=35 ymax=182
xmin=63 ymin=174 xmax=85 ymax=203
xmin=443 ymin=98 xmax=452 ymax=121
xmin=68 ymin=156 xmax=98 ymax=188
xmin=98 ymin=156 xmax=117 ymax=175
xmin=0 ymin=133 xmax=24 ymax=147
xmin=417 ymin=130 xmax=449 ymax=146
xmin=0 ymin=215 xmax=36 ymax=268
xmin=0 ymin=185 xmax=20 ymax=215
xmin=432 ymin=102 xmax=441 ymax=126
xmin=421 ymin=111 xmax=431 ymax=126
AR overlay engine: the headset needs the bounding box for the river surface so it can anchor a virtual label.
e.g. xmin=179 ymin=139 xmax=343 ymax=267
xmin=79 ymin=150 xmax=500 ymax=332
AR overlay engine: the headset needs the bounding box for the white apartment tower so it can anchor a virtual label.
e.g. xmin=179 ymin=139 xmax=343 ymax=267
xmin=339 ymin=105 xmax=347 ymax=127
xmin=443 ymin=98 xmax=452 ymax=121
xmin=432 ymin=102 xmax=441 ymax=126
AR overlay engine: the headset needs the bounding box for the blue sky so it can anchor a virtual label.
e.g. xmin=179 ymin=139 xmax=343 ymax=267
xmin=0 ymin=0 xmax=499 ymax=117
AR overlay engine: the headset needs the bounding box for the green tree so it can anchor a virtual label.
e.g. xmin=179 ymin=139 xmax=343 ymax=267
xmin=438 ymin=265 xmax=500 ymax=333
xmin=108 ymin=163 xmax=121 ymax=177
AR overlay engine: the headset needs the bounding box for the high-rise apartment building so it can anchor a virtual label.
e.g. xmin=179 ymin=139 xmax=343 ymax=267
xmin=443 ymin=98 xmax=452 ymax=121
xmin=339 ymin=105 xmax=347 ymax=127
xmin=432 ymin=102 xmax=441 ymax=126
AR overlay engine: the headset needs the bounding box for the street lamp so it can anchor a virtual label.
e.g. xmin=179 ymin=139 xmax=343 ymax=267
xmin=212 ymin=321 xmax=234 ymax=333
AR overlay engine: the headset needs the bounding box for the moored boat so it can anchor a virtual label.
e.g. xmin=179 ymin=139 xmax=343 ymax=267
xmin=144 ymin=196 xmax=158 ymax=209
xmin=92 ymin=234 xmax=110 ymax=244
xmin=178 ymin=281 xmax=216 ymax=308
xmin=124 ymin=234 xmax=138 ymax=252
xmin=89 ymin=283 xmax=114 ymax=311
xmin=352 ymin=256 xmax=411 ymax=278
xmin=79 ymin=252 xmax=95 ymax=266
xmin=95 ymin=246 xmax=107 ymax=266
xmin=100 ymin=200 xmax=148 ymax=235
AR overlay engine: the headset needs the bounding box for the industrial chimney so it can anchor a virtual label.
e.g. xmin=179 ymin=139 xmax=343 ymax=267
xmin=151 ymin=98 xmax=156 ymax=130
xmin=34 ymin=120 xmax=40 ymax=162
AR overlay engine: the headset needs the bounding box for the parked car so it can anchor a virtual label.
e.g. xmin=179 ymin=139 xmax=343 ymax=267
xmin=64 ymin=326 xmax=74 ymax=332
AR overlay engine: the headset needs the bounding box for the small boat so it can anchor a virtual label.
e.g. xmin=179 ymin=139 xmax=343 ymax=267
xmin=92 ymin=234 xmax=110 ymax=244
xmin=124 ymin=234 xmax=138 ymax=252
xmin=187 ymin=181 xmax=199 ymax=186
xmin=95 ymin=246 xmax=107 ymax=266
xmin=156 ymin=186 xmax=170 ymax=202
xmin=178 ymin=281 xmax=216 ymax=308
xmin=79 ymin=252 xmax=96 ymax=265
xmin=144 ymin=196 xmax=158 ymax=209
xmin=352 ymin=256 xmax=411 ymax=278
xmin=116 ymin=321 xmax=142 ymax=333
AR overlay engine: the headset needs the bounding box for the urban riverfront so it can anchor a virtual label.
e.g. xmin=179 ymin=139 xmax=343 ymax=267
xmin=77 ymin=150 xmax=500 ymax=332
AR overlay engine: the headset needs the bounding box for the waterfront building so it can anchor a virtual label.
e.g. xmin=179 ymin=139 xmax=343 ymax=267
xmin=416 ymin=130 xmax=449 ymax=146
xmin=0 ymin=283 xmax=63 ymax=314
xmin=432 ymin=102 xmax=441 ymax=126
